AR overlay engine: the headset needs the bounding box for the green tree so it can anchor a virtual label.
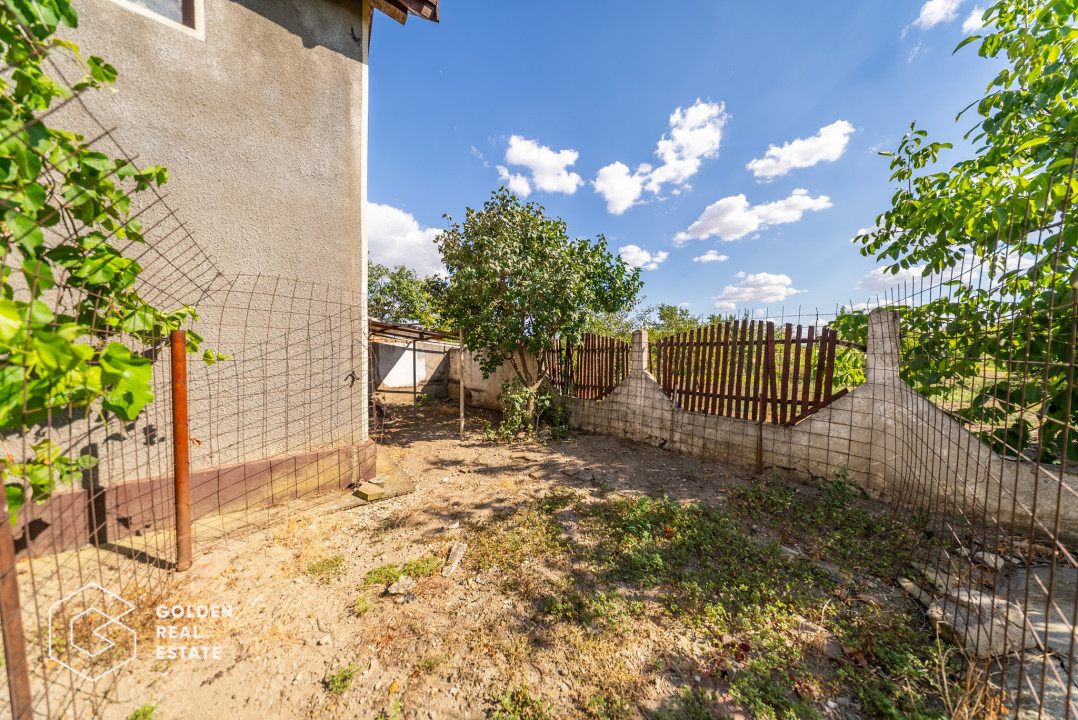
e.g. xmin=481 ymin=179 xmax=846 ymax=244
xmin=0 ymin=0 xmax=217 ymax=522
xmin=844 ymin=0 xmax=1078 ymax=461
xmin=647 ymin=303 xmax=703 ymax=341
xmin=436 ymin=187 xmax=642 ymax=388
xmin=368 ymin=261 xmax=446 ymax=328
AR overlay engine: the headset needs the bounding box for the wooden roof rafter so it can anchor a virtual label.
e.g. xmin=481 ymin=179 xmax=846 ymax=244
xmin=371 ymin=0 xmax=438 ymax=25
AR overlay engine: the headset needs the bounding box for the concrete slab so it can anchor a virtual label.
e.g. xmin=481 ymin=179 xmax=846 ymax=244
xmin=354 ymin=483 xmax=385 ymax=501
xmin=1008 ymin=567 xmax=1078 ymax=656
xmin=996 ymin=652 xmax=1078 ymax=720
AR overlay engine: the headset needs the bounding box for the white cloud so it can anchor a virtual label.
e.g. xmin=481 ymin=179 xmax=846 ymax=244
xmin=907 ymin=43 xmax=924 ymax=63
xmin=646 ymin=100 xmax=727 ymax=192
xmin=857 ymin=265 xmax=927 ymax=292
xmin=471 ymin=145 xmax=489 ymax=167
xmin=497 ymin=165 xmax=532 ymax=197
xmin=500 ymin=135 xmax=583 ymax=196
xmin=914 ymin=0 xmax=965 ymax=29
xmin=693 ymin=250 xmax=730 ymax=263
xmin=593 ymin=162 xmax=645 ymax=214
xmin=712 ymin=272 xmax=804 ymax=310
xmin=914 ymin=0 xmax=963 ymax=29
xmin=746 ymin=120 xmax=855 ymax=180
xmin=367 ymin=202 xmax=442 ymax=275
xmin=753 ymin=189 xmax=834 ymax=224
xmin=962 ymin=6 xmax=985 ymax=32
xmin=674 ymin=189 xmax=832 ymax=245
xmin=593 ymin=99 xmax=727 ymax=213
xmin=678 ymin=302 xmax=691 ymax=308
xmin=618 ymin=245 xmax=669 ymax=271
xmin=856 ymin=253 xmax=1028 ymax=293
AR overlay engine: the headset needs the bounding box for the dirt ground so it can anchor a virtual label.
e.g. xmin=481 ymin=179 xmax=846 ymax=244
xmin=91 ymin=394 xmax=943 ymax=720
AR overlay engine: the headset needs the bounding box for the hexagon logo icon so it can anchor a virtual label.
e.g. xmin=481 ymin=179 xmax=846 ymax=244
xmin=48 ymin=583 xmax=137 ymax=681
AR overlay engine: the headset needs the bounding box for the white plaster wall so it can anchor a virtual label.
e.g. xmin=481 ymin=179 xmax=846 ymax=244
xmin=35 ymin=0 xmax=374 ymax=484
xmin=373 ymin=340 xmax=452 ymax=394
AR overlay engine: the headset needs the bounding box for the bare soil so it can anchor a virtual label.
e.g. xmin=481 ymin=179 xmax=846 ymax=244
xmin=93 ymin=395 xmax=929 ymax=720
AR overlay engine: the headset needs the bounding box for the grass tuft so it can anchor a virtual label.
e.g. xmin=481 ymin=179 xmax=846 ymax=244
xmin=402 ymin=554 xmax=444 ymax=577
xmin=363 ymin=563 xmax=402 ymax=586
xmin=125 ymin=704 xmax=157 ymax=720
xmin=306 ymin=555 xmax=344 ymax=584
xmin=324 ymin=664 xmax=360 ymax=694
xmin=492 ymin=686 xmax=555 ymax=720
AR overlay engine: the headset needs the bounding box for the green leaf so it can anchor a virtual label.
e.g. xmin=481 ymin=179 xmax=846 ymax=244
xmin=0 ymin=299 xmax=24 ymax=342
xmin=5 ymin=210 xmax=44 ymax=254
xmin=21 ymin=257 xmax=55 ymax=292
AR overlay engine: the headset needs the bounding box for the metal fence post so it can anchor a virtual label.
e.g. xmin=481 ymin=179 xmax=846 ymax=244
xmin=0 ymin=505 xmax=32 ymax=720
xmin=171 ymin=330 xmax=192 ymax=572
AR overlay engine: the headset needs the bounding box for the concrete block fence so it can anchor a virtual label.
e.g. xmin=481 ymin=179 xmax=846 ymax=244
xmin=456 ymin=310 xmax=1078 ymax=545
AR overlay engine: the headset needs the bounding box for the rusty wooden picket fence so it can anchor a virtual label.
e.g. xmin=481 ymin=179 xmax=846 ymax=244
xmin=543 ymin=333 xmax=631 ymax=400
xmin=649 ymin=320 xmax=850 ymax=425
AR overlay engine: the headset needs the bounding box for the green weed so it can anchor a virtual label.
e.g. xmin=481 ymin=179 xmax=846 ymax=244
xmin=125 ymin=704 xmax=157 ymax=720
xmin=324 ymin=664 xmax=360 ymax=694
xmin=306 ymin=555 xmax=344 ymax=584
xmin=402 ymin=555 xmax=444 ymax=577
xmin=492 ymin=686 xmax=555 ymax=720
xmin=363 ymin=564 xmax=402 ymax=586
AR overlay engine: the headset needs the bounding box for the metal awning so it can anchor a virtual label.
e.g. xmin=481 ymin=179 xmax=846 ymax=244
xmin=368 ymin=318 xmax=464 ymax=440
xmin=369 ymin=319 xmax=456 ymax=343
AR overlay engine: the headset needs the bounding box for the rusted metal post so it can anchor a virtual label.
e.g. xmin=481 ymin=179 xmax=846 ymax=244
xmin=458 ymin=330 xmax=464 ymax=441
xmin=170 ymin=330 xmax=192 ymax=572
xmin=0 ymin=502 xmax=32 ymax=720
xmin=757 ymin=361 xmax=768 ymax=475
xmin=412 ymin=338 xmax=418 ymax=416
xmin=757 ymin=393 xmax=765 ymax=474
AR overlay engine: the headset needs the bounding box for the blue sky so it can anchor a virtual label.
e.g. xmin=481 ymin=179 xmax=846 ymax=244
xmin=366 ymin=0 xmax=1002 ymax=320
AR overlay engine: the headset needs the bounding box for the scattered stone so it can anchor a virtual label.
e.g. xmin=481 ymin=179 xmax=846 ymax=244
xmin=388 ymin=575 xmax=416 ymax=595
xmin=817 ymin=561 xmax=850 ymax=584
xmin=780 ymin=546 xmax=802 ymax=559
xmin=911 ymin=561 xmax=959 ymax=592
xmin=450 ymin=687 xmax=460 ymax=698
xmin=446 ymin=521 xmax=460 ymax=531
xmin=927 ymin=588 xmax=1039 ymax=658
xmin=899 ymin=577 xmax=933 ymax=607
xmin=974 ymin=550 xmax=1009 ymax=573
xmin=440 ymin=476 xmax=449 ymax=483
xmin=442 ymin=542 xmax=468 ymax=577
xmin=293 ymin=673 xmax=302 ymax=684
xmin=400 ymin=592 xmax=416 ymax=604
xmin=856 ymin=594 xmax=884 ymax=608
xmin=826 ymin=701 xmax=837 ymax=710
xmin=317 ymin=635 xmax=332 ymax=646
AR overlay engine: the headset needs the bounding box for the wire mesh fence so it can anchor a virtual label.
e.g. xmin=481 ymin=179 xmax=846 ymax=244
xmin=847 ymin=245 xmax=1078 ymax=718
xmin=0 ymin=61 xmax=374 ymax=719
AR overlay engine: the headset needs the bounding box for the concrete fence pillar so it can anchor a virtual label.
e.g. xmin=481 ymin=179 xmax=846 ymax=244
xmin=866 ymin=309 xmax=901 ymax=384
xmin=632 ymin=329 xmax=649 ymax=373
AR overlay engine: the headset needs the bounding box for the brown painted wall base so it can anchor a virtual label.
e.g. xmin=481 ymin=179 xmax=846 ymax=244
xmin=12 ymin=440 xmax=377 ymax=559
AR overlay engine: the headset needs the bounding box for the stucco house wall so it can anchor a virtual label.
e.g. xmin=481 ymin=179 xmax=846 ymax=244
xmin=10 ymin=0 xmax=440 ymax=555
